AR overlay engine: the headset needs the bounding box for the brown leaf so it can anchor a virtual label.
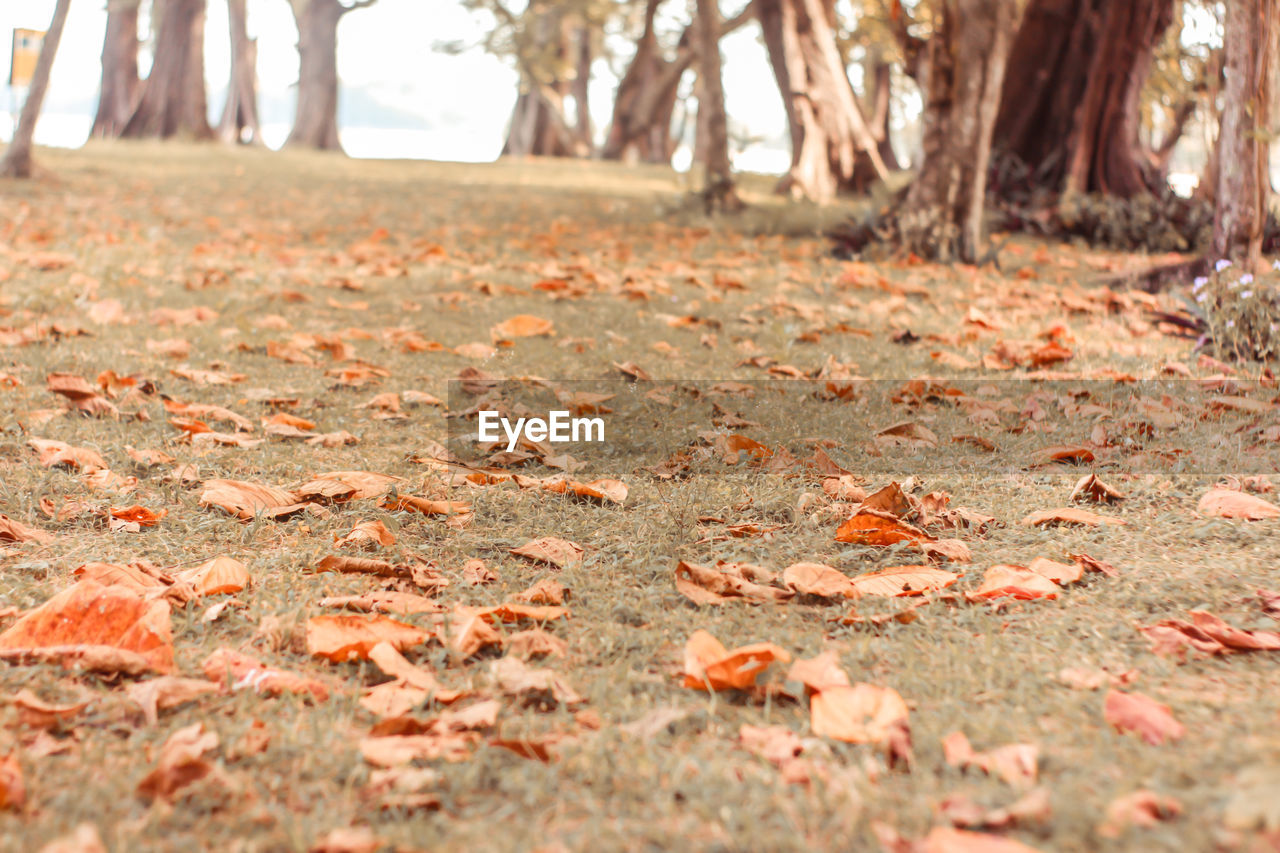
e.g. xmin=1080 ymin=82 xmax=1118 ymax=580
xmin=175 ymin=556 xmax=250 ymax=595
xmin=835 ymin=509 xmax=934 ymax=545
xmin=0 ymin=513 xmax=53 ymax=545
xmin=851 ymin=566 xmax=960 ymax=597
xmin=1030 ymin=445 xmax=1094 ymax=465
xmin=0 ymin=580 xmax=173 ymax=673
xmin=125 ymin=677 xmax=222 ymax=725
xmin=307 ymin=614 xmax=431 ymax=663
xmin=968 ymin=565 xmax=1061 ymax=601
xmin=334 ymin=519 xmax=396 ymax=548
xmin=1070 ymin=473 xmax=1124 ymax=503
xmin=1139 ymin=610 xmax=1280 ymax=659
xmin=810 ymin=683 xmax=910 ymax=752
xmin=383 ymin=495 xmax=472 ymax=520
xmin=785 ymin=651 xmax=851 ymax=695
xmin=1025 ymin=557 xmax=1082 ymax=585
xmin=491 ymin=314 xmax=554 ymax=341
xmin=314 ymin=554 xmax=401 ymax=577
xmin=1020 ymin=507 xmax=1125 ymax=527
xmin=297 ymin=470 xmax=404 ymax=502
xmin=1096 ymin=790 xmax=1182 ymax=838
xmin=199 ymin=479 xmax=310 ymax=520
xmin=109 ymin=505 xmax=166 ymax=528
xmin=1197 ymin=488 xmax=1280 ymax=520
xmin=202 ymin=648 xmax=330 ymax=701
xmin=28 ymin=438 xmax=108 ymax=471
xmin=942 ymin=730 xmax=1039 ymax=786
xmin=8 ymin=688 xmax=90 ymax=729
xmin=1103 ymin=690 xmax=1184 ymax=745
xmin=920 ymin=826 xmax=1045 ymax=852
xmin=513 ymin=578 xmax=570 ymax=606
xmin=681 ymin=630 xmax=790 ymax=691
xmin=509 ymin=536 xmax=584 ymax=568
xmin=320 ymin=591 xmax=444 ymax=616
xmin=135 ymin=723 xmax=219 ymax=801
xmin=782 ymin=562 xmax=859 ymax=599
xmin=490 ymin=656 xmax=582 ymax=707
xmin=0 ymin=754 xmax=24 ymax=811
xmin=677 ymin=561 xmax=793 ymax=605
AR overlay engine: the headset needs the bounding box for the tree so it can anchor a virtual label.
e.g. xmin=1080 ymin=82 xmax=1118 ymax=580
xmin=1211 ymin=0 xmax=1278 ymax=269
xmin=121 ymin=0 xmax=214 ymax=139
xmin=219 ymin=0 xmax=262 ymax=144
xmin=602 ymin=0 xmax=754 ymax=164
xmin=893 ymin=0 xmax=1019 ymax=262
xmin=992 ymin=0 xmax=1175 ymax=198
xmin=2 ymin=0 xmax=73 ymax=178
xmin=499 ymin=4 xmax=584 ymax=157
xmin=756 ymin=0 xmax=888 ymax=201
xmin=91 ymin=0 xmax=141 ymax=139
xmin=695 ymin=0 xmax=742 ymax=211
xmin=286 ymin=0 xmax=376 ymax=151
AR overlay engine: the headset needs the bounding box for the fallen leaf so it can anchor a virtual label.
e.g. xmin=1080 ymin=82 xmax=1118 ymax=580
xmin=335 ymin=520 xmax=396 ymax=548
xmin=1096 ymin=790 xmax=1182 ymax=838
xmin=850 ymin=566 xmax=960 ymax=597
xmin=306 ymin=614 xmax=431 ymax=663
xmin=135 ymin=722 xmax=219 ymax=801
xmin=125 ymin=677 xmax=222 ymax=725
xmin=678 ymin=561 xmax=793 ymax=604
xmin=921 ymin=826 xmax=1045 ymax=852
xmin=202 ymin=648 xmax=330 ymax=701
xmin=509 ymin=537 xmax=584 ymax=568
xmin=681 ymin=630 xmax=790 ymax=691
xmin=1070 ymin=473 xmax=1124 ymax=503
xmin=942 ymin=730 xmax=1039 ymax=786
xmin=0 ymin=513 xmax=53 ymax=545
xmin=199 ymin=479 xmax=310 ymax=520
xmin=0 ymin=754 xmax=24 ymax=811
xmin=175 ymin=556 xmax=250 ymax=595
xmin=0 ymin=580 xmax=173 ymax=673
xmin=1020 ymin=507 xmax=1124 ymax=527
xmin=835 ymin=508 xmax=934 ymax=546
xmin=1103 ymin=690 xmax=1184 ymax=745
xmin=1197 ymin=488 xmax=1280 ymax=520
xmin=491 ymin=314 xmax=554 ymax=341
xmin=968 ymin=566 xmax=1061 ymax=601
xmin=782 ymin=562 xmax=859 ymax=599
xmin=810 ymin=683 xmax=911 ymax=754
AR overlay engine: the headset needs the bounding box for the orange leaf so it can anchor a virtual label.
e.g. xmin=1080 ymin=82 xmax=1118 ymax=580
xmin=1020 ymin=507 xmax=1125 ymax=527
xmin=109 ymin=505 xmax=167 ymax=528
xmin=490 ymin=314 xmax=554 ymax=341
xmin=509 ymin=537 xmax=584 ymax=568
xmin=335 ymin=519 xmax=396 ymax=548
xmin=202 ymin=648 xmax=329 ymax=701
xmin=850 ymin=566 xmax=960 ymax=597
xmin=681 ymin=630 xmax=790 ymax=691
xmin=835 ymin=509 xmax=934 ymax=545
xmin=306 ymin=614 xmax=431 ymax=663
xmin=0 ymin=580 xmax=173 ymax=673
xmin=968 ymin=565 xmax=1061 ymax=601
xmin=0 ymin=513 xmax=53 ymax=545
xmin=1103 ymin=690 xmax=1185 ymax=745
xmin=782 ymin=562 xmax=859 ymax=599
xmin=810 ymin=683 xmax=909 ymax=745
xmin=177 ymin=556 xmax=250 ymax=595
xmin=198 ymin=479 xmax=309 ymax=520
xmin=1197 ymin=488 xmax=1280 ymax=520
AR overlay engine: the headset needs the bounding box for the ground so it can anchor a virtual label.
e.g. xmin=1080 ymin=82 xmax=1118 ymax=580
xmin=0 ymin=144 xmax=1278 ymax=852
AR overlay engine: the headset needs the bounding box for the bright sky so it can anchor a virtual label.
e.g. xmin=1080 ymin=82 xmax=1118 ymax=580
xmin=0 ymin=0 xmax=789 ymax=165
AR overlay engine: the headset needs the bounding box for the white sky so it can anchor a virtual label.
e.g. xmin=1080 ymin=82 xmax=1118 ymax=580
xmin=0 ymin=0 xmax=789 ymax=164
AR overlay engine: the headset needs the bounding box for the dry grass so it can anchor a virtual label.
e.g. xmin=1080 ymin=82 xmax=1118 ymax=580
xmin=0 ymin=144 xmax=1278 ymax=852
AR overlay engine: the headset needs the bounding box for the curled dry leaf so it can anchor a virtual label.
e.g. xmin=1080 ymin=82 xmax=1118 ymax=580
xmin=335 ymin=519 xmax=396 ymax=548
xmin=1030 ymin=445 xmax=1094 ymax=465
xmin=125 ymin=677 xmax=222 ymax=725
xmin=513 ymin=578 xmax=570 ymax=606
xmin=490 ymin=655 xmax=583 ymax=707
xmin=383 ymin=495 xmax=472 ymax=519
xmin=810 ymin=683 xmax=911 ymax=756
xmin=321 ymin=591 xmax=444 ymax=616
xmin=851 ymin=566 xmax=960 ymax=597
xmin=491 ymin=314 xmax=554 ymax=341
xmin=135 ymin=722 xmax=220 ymax=801
xmin=29 ymin=438 xmax=108 ymax=471
xmin=202 ymin=648 xmax=330 ymax=701
xmin=447 ymin=605 xmax=503 ymax=659
xmin=538 ymin=477 xmax=628 ymax=505
xmin=1197 ymin=488 xmax=1280 ymax=520
xmin=835 ymin=509 xmax=934 ymax=546
xmin=506 ymin=629 xmax=568 ymax=660
xmin=0 ymin=754 xmax=24 ymax=811
xmin=782 ymin=562 xmax=858 ymax=599
xmin=0 ymin=580 xmax=173 ymax=673
xmin=677 ymin=561 xmax=793 ymax=605
xmin=1139 ymin=610 xmax=1280 ymax=659
xmin=681 ymin=629 xmax=791 ymax=692
xmin=942 ymin=730 xmax=1039 ymax=787
xmin=175 ymin=556 xmax=250 ymax=595
xmin=1021 ymin=507 xmax=1124 ymax=527
xmin=1025 ymin=557 xmax=1082 ymax=585
xmin=1096 ymin=790 xmax=1182 ymax=838
xmin=509 ymin=536 xmax=584 ymax=568
xmin=314 ymin=554 xmax=401 ymax=577
xmin=109 ymin=505 xmax=167 ymax=528
xmin=8 ymin=688 xmax=91 ymax=729
xmin=296 ymin=471 xmax=403 ymax=502
xmin=968 ymin=566 xmax=1061 ymax=601
xmin=1070 ymin=473 xmax=1124 ymax=503
xmin=0 ymin=513 xmax=53 ymax=545
xmin=1103 ymin=690 xmax=1184 ymax=745
xmin=199 ymin=478 xmax=310 ymax=520
xmin=307 ymin=614 xmax=431 ymax=663
xmin=785 ymin=651 xmax=851 ymax=695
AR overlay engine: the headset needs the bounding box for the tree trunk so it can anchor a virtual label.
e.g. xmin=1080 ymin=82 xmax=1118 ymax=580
xmin=91 ymin=0 xmax=140 ymax=139
xmin=757 ymin=0 xmax=887 ymax=201
xmin=1211 ymin=0 xmax=1278 ymax=269
xmin=603 ymin=0 xmax=755 ymax=165
xmin=896 ymin=0 xmax=1019 ymax=262
xmin=121 ymin=0 xmax=213 ymax=139
xmin=501 ymin=9 xmax=585 ymax=157
xmin=287 ymin=0 xmax=346 ymax=151
xmin=993 ymin=0 xmax=1173 ymax=198
xmin=571 ymin=25 xmax=593 ymax=151
xmin=695 ymin=0 xmax=742 ymax=211
xmin=850 ymin=57 xmax=901 ymax=189
xmin=218 ymin=0 xmax=262 ymax=144
xmin=2 ymin=0 xmax=72 ymax=178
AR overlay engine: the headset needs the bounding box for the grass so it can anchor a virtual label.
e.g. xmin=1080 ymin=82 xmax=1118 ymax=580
xmin=0 ymin=143 xmax=1278 ymax=852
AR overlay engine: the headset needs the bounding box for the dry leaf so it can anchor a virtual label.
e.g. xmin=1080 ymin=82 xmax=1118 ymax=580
xmin=335 ymin=520 xmax=396 ymax=548
xmin=1197 ymin=488 xmax=1280 ymax=520
xmin=782 ymin=562 xmax=859 ymax=599
xmin=125 ymin=677 xmax=221 ymax=725
xmin=0 ymin=513 xmax=53 ymax=545
xmin=850 ymin=566 xmax=960 ymax=597
xmin=175 ymin=556 xmax=250 ymax=595
xmin=1020 ymin=507 xmax=1124 ymax=527
xmin=135 ymin=723 xmax=219 ymax=801
xmin=1103 ymin=690 xmax=1184 ymax=745
xmin=810 ymin=683 xmax=910 ymax=752
xmin=968 ymin=566 xmax=1061 ymax=601
xmin=0 ymin=754 xmax=24 ymax=812
xmin=1070 ymin=473 xmax=1124 ymax=503
xmin=0 ymin=580 xmax=173 ymax=673
xmin=199 ymin=479 xmax=310 ymax=520
xmin=1096 ymin=790 xmax=1182 ymax=838
xmin=509 ymin=537 xmax=584 ymax=568
xmin=202 ymin=648 xmax=330 ymax=701
xmin=491 ymin=314 xmax=554 ymax=341
xmin=320 ymin=591 xmax=444 ymax=616
xmin=942 ymin=730 xmax=1039 ymax=786
xmin=681 ymin=630 xmax=790 ymax=691
xmin=835 ymin=509 xmax=934 ymax=545
xmin=677 ymin=561 xmax=793 ymax=604
xmin=307 ymin=614 xmax=431 ymax=663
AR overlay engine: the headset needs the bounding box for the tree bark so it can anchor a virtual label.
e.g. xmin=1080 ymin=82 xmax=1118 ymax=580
xmin=571 ymin=25 xmax=593 ymax=151
xmin=2 ymin=0 xmax=73 ymax=178
xmin=1211 ymin=0 xmax=1278 ymax=269
xmin=993 ymin=0 xmax=1173 ymax=198
xmin=91 ymin=0 xmax=140 ymax=139
xmin=896 ymin=0 xmax=1019 ymax=262
xmin=602 ymin=0 xmax=755 ymax=164
xmin=850 ymin=56 xmax=901 ymax=189
xmin=121 ymin=0 xmax=213 ymax=139
xmin=286 ymin=0 xmax=362 ymax=151
xmin=695 ymin=0 xmax=742 ymax=211
xmin=501 ymin=9 xmax=585 ymax=157
xmin=757 ymin=0 xmax=887 ymax=201
xmin=218 ymin=0 xmax=262 ymax=144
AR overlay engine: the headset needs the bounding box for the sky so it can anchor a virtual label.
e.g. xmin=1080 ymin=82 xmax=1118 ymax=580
xmin=0 ymin=0 xmax=790 ymax=167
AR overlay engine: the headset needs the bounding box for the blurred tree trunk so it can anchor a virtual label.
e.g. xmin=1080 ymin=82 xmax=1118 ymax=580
xmin=695 ymin=0 xmax=741 ymax=211
xmin=756 ymin=0 xmax=887 ymax=201
xmin=121 ymin=0 xmax=213 ymax=139
xmin=218 ymin=0 xmax=262 ymax=144
xmin=91 ymin=0 xmax=140 ymax=139
xmin=2 ymin=0 xmax=72 ymax=178
xmin=571 ymin=25 xmax=593 ymax=151
xmin=993 ymin=0 xmax=1173 ymax=197
xmin=502 ymin=10 xmax=582 ymax=157
xmin=896 ymin=0 xmax=1018 ymax=262
xmin=603 ymin=0 xmax=754 ymax=164
xmin=287 ymin=0 xmax=373 ymax=151
xmin=1211 ymin=0 xmax=1278 ymax=269
xmin=850 ymin=56 xmax=900 ymax=190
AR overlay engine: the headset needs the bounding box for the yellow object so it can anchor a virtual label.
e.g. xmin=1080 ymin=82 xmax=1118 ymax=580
xmin=9 ymin=28 xmax=45 ymax=87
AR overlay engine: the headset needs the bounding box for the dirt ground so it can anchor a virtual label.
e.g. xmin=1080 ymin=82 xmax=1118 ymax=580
xmin=0 ymin=144 xmax=1278 ymax=852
